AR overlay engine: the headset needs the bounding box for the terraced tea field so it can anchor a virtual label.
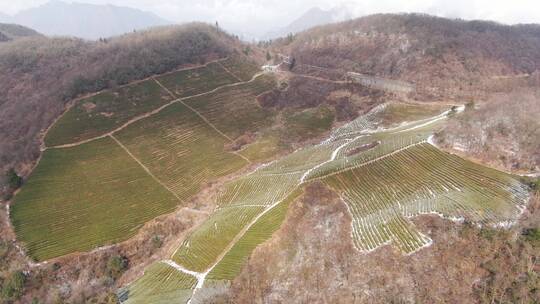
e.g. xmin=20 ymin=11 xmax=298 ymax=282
xmin=217 ymin=56 xmax=261 ymax=82
xmin=44 ymin=57 xmax=256 ymax=148
xmin=183 ymin=75 xmax=276 ymax=139
xmin=120 ymin=102 xmax=529 ymax=303
xmin=9 ymin=50 xmax=531 ymax=302
xmin=114 ymin=100 xmax=247 ymax=201
xmin=155 ymin=60 xmax=239 ymax=98
xmin=45 ymin=79 xmax=172 ymax=147
xmin=11 ymin=56 xmax=269 ymax=261
xmin=323 ymin=143 xmax=527 ymax=253
xmin=10 ymin=137 xmax=179 ymax=261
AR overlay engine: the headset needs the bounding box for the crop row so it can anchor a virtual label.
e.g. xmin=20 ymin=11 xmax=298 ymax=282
xmin=155 ymin=60 xmax=238 ymax=98
xmin=118 ymin=262 xmax=197 ymax=304
xmin=217 ymin=55 xmax=261 ymax=81
xmin=323 ymin=143 xmax=528 ymax=253
xmin=45 ymin=79 xmax=171 ymax=147
xmin=11 ymin=137 xmax=179 ymax=261
xmin=183 ymin=74 xmax=276 ymax=139
xmin=115 ymin=100 xmax=247 ymax=200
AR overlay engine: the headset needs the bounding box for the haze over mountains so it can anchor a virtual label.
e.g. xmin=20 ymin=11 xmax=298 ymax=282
xmin=264 ymin=6 xmax=352 ymax=39
xmin=0 ymin=1 xmax=353 ymax=41
xmin=0 ymin=1 xmax=170 ymax=40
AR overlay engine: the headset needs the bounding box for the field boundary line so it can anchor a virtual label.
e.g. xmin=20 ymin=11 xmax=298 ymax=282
xmin=109 ymin=134 xmax=183 ymax=202
xmin=46 ymin=73 xmax=265 ymax=150
xmin=184 ymin=188 xmax=299 ymax=303
xmin=153 ymin=77 xmax=234 ymax=141
xmin=307 ymin=140 xmax=428 ymax=182
xmin=216 ymin=61 xmax=243 ymax=82
xmin=153 ymin=77 xmax=252 ymax=164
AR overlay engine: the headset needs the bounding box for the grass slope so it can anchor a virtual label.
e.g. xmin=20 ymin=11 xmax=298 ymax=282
xmin=11 ymin=137 xmax=179 ymax=261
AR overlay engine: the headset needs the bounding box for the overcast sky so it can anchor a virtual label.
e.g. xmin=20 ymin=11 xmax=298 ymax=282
xmin=1 ymin=0 xmax=539 ymax=37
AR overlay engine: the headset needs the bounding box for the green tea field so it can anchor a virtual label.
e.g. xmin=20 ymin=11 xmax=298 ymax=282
xmin=120 ymin=103 xmax=529 ymax=303
xmin=12 ymin=56 xmax=268 ymax=261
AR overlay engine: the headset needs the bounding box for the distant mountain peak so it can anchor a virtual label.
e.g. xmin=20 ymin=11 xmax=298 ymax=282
xmin=9 ymin=1 xmax=171 ymax=40
xmin=264 ymin=6 xmax=352 ymax=40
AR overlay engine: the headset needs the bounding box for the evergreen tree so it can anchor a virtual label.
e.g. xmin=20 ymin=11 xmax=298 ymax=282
xmin=6 ymin=168 xmax=22 ymax=190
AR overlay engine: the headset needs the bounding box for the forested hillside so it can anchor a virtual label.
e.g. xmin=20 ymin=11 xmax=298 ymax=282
xmin=269 ymin=13 xmax=540 ymax=174
xmin=273 ymin=14 xmax=540 ymax=100
xmin=0 ymin=23 xmax=244 ymax=193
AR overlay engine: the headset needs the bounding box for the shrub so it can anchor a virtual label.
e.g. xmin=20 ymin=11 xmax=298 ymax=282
xmin=6 ymin=168 xmax=22 ymax=190
xmin=151 ymin=235 xmax=163 ymax=249
xmin=1 ymin=270 xmax=26 ymax=300
xmin=522 ymin=228 xmax=540 ymax=247
xmin=106 ymin=255 xmax=129 ymax=280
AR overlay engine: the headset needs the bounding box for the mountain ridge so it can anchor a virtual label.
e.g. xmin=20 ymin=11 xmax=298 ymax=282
xmin=264 ymin=6 xmax=350 ymax=39
xmin=5 ymin=0 xmax=171 ymax=40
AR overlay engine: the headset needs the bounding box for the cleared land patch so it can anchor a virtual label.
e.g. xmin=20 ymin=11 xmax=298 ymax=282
xmin=45 ymin=79 xmax=172 ymax=147
xmin=10 ymin=137 xmax=179 ymax=261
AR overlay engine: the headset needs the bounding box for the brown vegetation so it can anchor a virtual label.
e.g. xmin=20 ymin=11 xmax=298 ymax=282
xmin=436 ymin=87 xmax=540 ymax=173
xmin=271 ymin=14 xmax=540 ymax=101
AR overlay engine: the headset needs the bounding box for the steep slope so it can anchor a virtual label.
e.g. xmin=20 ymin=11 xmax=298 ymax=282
xmin=0 ymin=23 xmax=244 ymax=193
xmin=10 ymin=0 xmax=170 ymax=40
xmin=119 ymin=102 xmax=529 ymax=304
xmin=273 ymin=14 xmax=540 ymax=100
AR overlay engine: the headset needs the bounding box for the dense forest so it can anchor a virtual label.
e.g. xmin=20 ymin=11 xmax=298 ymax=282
xmin=0 ymin=23 xmax=242 ymax=193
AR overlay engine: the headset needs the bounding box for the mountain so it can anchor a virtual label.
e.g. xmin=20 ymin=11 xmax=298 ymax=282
xmin=8 ymin=1 xmax=171 ymax=40
xmin=0 ymin=23 xmax=41 ymax=42
xmin=264 ymin=7 xmax=351 ymax=39
xmin=275 ymin=14 xmax=540 ymax=99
